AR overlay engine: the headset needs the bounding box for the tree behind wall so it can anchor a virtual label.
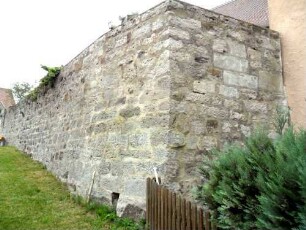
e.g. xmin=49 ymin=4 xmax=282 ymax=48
xmin=12 ymin=82 xmax=33 ymax=102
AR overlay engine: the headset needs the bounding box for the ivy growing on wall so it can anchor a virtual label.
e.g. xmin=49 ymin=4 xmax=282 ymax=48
xmin=27 ymin=65 xmax=61 ymax=101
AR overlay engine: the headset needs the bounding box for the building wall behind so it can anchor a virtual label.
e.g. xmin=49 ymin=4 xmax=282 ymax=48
xmin=0 ymin=0 xmax=287 ymax=218
xmin=268 ymin=0 xmax=306 ymax=128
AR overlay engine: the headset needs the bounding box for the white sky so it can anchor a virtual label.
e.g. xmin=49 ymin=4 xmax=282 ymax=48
xmin=0 ymin=0 xmax=228 ymax=89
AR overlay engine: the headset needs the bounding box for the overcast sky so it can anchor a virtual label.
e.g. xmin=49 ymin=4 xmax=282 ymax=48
xmin=0 ymin=0 xmax=228 ymax=89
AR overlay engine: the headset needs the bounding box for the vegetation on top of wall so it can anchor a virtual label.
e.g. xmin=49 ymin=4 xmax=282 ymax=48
xmin=27 ymin=65 xmax=62 ymax=101
xmin=196 ymin=108 xmax=306 ymax=229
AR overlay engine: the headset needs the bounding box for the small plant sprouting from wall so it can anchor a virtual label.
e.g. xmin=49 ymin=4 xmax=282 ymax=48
xmin=27 ymin=65 xmax=62 ymax=101
xmin=274 ymin=105 xmax=291 ymax=135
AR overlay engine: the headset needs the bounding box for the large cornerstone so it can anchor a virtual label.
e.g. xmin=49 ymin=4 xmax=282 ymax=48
xmin=0 ymin=0 xmax=286 ymax=218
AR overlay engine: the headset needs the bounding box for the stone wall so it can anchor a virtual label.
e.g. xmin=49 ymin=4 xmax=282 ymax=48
xmin=165 ymin=1 xmax=285 ymax=195
xmin=0 ymin=0 xmax=286 ymax=218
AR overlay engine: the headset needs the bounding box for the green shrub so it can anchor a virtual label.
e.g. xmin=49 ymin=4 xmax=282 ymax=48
xmin=26 ymin=65 xmax=61 ymax=101
xmin=197 ymin=128 xmax=306 ymax=229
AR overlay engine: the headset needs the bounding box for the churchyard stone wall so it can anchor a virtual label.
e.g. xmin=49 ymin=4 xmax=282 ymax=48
xmin=1 ymin=0 xmax=285 ymax=218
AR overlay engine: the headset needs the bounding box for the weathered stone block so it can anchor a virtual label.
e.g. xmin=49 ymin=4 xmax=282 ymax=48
xmin=222 ymin=122 xmax=231 ymax=133
xmin=119 ymin=106 xmax=140 ymax=118
xmin=186 ymin=93 xmax=210 ymax=104
xmin=132 ymin=24 xmax=151 ymax=39
xmin=129 ymin=133 xmax=149 ymax=148
xmin=213 ymin=39 xmax=228 ymax=53
xmin=230 ymin=111 xmax=246 ymax=121
xmin=170 ymin=16 xmax=201 ymax=30
xmin=168 ymin=27 xmax=190 ymax=40
xmin=154 ymin=38 xmax=184 ymax=51
xmin=219 ymin=85 xmax=239 ymax=98
xmin=240 ymin=88 xmax=258 ymax=100
xmin=168 ymin=131 xmax=185 ymax=148
xmin=214 ymin=53 xmax=248 ymax=72
xmin=197 ymin=136 xmax=218 ymax=151
xmin=116 ymin=197 xmax=145 ymax=220
xmin=124 ymin=179 xmax=146 ymax=197
xmin=115 ymin=35 xmax=128 ymax=48
xmin=224 ymin=99 xmax=242 ymax=111
xmin=190 ymin=120 xmax=206 ymax=135
xmin=201 ymin=105 xmax=229 ymax=119
xmin=247 ymin=47 xmax=262 ymax=68
xmin=152 ymin=18 xmax=164 ymax=31
xmin=185 ymin=135 xmax=198 ymax=150
xmin=244 ymin=101 xmax=268 ymax=114
xmin=193 ymin=80 xmax=216 ymax=94
xmin=110 ymin=161 xmax=137 ymax=176
xmin=240 ymin=125 xmax=251 ymax=137
xmin=228 ymin=40 xmax=246 ymax=58
xmin=259 ymin=71 xmax=283 ymax=92
xmin=141 ymin=115 xmax=169 ymax=128
xmin=223 ymin=71 xmax=258 ymax=89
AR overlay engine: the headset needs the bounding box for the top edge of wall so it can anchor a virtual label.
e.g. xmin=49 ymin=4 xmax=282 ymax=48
xmin=64 ymin=0 xmax=279 ymax=69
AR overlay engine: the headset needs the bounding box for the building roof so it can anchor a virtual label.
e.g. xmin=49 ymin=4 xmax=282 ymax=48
xmin=0 ymin=88 xmax=15 ymax=109
xmin=213 ymin=0 xmax=269 ymax=27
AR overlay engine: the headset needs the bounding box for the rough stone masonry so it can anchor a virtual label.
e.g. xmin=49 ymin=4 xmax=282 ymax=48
xmin=0 ymin=0 xmax=286 ymax=219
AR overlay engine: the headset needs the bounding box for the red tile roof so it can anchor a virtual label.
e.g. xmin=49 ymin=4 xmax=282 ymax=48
xmin=213 ymin=0 xmax=269 ymax=27
xmin=0 ymin=88 xmax=15 ymax=108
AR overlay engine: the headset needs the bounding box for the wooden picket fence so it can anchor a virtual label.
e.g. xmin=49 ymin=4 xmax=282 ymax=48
xmin=146 ymin=178 xmax=217 ymax=230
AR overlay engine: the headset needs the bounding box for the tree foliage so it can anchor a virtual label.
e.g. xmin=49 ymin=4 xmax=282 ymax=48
xmin=197 ymin=127 xmax=306 ymax=229
xmin=12 ymin=82 xmax=33 ymax=101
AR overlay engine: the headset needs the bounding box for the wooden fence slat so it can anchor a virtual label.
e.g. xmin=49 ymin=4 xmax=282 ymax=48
xmin=198 ymin=208 xmax=204 ymax=230
xmin=181 ymin=199 xmax=186 ymax=230
xmin=205 ymin=211 xmax=211 ymax=230
xmin=186 ymin=201 xmax=191 ymax=230
xmin=154 ymin=182 xmax=158 ymax=230
xmin=160 ymin=187 xmax=164 ymax=230
xmin=168 ymin=191 xmax=172 ymax=229
xmin=191 ymin=203 xmax=197 ymax=230
xmin=157 ymin=185 xmax=161 ymax=230
xmin=146 ymin=178 xmax=150 ymax=230
xmin=176 ymin=195 xmax=181 ymax=230
xmin=152 ymin=180 xmax=156 ymax=230
xmin=150 ymin=179 xmax=152 ymax=230
xmin=164 ymin=188 xmax=168 ymax=230
xmin=148 ymin=178 xmax=152 ymax=230
xmin=172 ymin=192 xmax=176 ymax=230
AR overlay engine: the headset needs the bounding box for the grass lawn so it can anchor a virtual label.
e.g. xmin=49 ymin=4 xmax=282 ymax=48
xmin=0 ymin=146 xmax=141 ymax=230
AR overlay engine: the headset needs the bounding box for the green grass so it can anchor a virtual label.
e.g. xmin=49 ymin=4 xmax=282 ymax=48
xmin=0 ymin=146 xmax=143 ymax=230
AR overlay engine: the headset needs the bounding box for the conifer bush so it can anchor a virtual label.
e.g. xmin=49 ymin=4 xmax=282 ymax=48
xmin=197 ymin=128 xmax=306 ymax=229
